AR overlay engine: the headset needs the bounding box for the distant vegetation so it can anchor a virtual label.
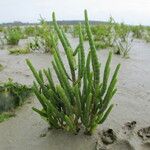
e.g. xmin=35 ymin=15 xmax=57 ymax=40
xmin=4 ymin=26 xmax=23 ymax=45
xmin=0 ymin=16 xmax=150 ymax=58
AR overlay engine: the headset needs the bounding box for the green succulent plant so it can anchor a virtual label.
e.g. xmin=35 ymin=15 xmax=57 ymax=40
xmin=131 ymin=25 xmax=144 ymax=39
xmin=4 ymin=26 xmax=23 ymax=45
xmin=72 ymin=24 xmax=88 ymax=40
xmin=24 ymin=26 xmax=36 ymax=37
xmin=39 ymin=19 xmax=58 ymax=53
xmin=27 ymin=10 xmax=120 ymax=135
xmin=28 ymin=19 xmax=58 ymax=53
xmin=0 ymin=79 xmax=32 ymax=113
xmin=9 ymin=47 xmax=31 ymax=55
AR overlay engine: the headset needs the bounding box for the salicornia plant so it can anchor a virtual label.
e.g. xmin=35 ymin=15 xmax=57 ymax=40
xmin=112 ymin=24 xmax=133 ymax=58
xmin=92 ymin=17 xmax=115 ymax=49
xmin=39 ymin=18 xmax=58 ymax=53
xmin=26 ymin=10 xmax=120 ymax=135
xmin=4 ymin=26 xmax=23 ymax=45
xmin=0 ymin=79 xmax=32 ymax=113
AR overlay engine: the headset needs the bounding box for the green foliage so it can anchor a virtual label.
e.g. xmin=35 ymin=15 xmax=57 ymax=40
xmin=114 ymin=23 xmax=130 ymax=42
xmin=0 ymin=64 xmax=4 ymax=72
xmin=112 ymin=23 xmax=133 ymax=58
xmin=28 ymin=19 xmax=58 ymax=53
xmin=91 ymin=17 xmax=116 ymax=49
xmin=62 ymin=25 xmax=71 ymax=33
xmin=39 ymin=19 xmax=58 ymax=53
xmin=112 ymin=38 xmax=132 ymax=58
xmin=4 ymin=26 xmax=23 ymax=45
xmin=0 ymin=79 xmax=32 ymax=113
xmin=143 ymin=27 xmax=150 ymax=42
xmin=0 ymin=112 xmax=15 ymax=123
xmin=130 ymin=25 xmax=144 ymax=39
xmin=0 ymin=26 xmax=4 ymax=32
xmin=72 ymin=24 xmax=88 ymax=40
xmin=9 ymin=47 xmax=31 ymax=55
xmin=0 ymin=36 xmax=5 ymax=49
xmin=94 ymin=41 xmax=108 ymax=49
xmin=24 ymin=26 xmax=36 ymax=37
xmin=27 ymin=10 xmax=120 ymax=135
xmin=72 ymin=24 xmax=80 ymax=37
xmin=28 ymin=36 xmax=41 ymax=51
xmin=144 ymin=32 xmax=150 ymax=42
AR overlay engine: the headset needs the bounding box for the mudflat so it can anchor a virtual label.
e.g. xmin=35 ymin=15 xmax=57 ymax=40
xmin=0 ymin=38 xmax=150 ymax=150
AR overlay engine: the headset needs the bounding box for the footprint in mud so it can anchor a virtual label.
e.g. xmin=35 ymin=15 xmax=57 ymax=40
xmin=39 ymin=127 xmax=50 ymax=138
xmin=140 ymin=142 xmax=150 ymax=150
xmin=96 ymin=140 xmax=135 ymax=150
xmin=100 ymin=129 xmax=117 ymax=145
xmin=122 ymin=121 xmax=137 ymax=137
xmin=13 ymin=71 xmax=30 ymax=77
xmin=137 ymin=126 xmax=150 ymax=141
xmin=96 ymin=129 xmax=117 ymax=150
xmin=108 ymin=140 xmax=135 ymax=150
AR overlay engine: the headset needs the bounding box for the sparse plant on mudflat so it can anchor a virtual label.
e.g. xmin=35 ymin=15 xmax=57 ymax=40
xmin=0 ymin=79 xmax=32 ymax=122
xmin=72 ymin=24 xmax=88 ymax=40
xmin=28 ymin=36 xmax=41 ymax=51
xmin=4 ymin=26 xmax=23 ymax=45
xmin=0 ymin=36 xmax=5 ymax=49
xmin=112 ymin=23 xmax=133 ymax=58
xmin=114 ymin=23 xmax=130 ymax=42
xmin=28 ymin=19 xmax=58 ymax=53
xmin=0 ymin=26 xmax=4 ymax=32
xmin=24 ymin=26 xmax=36 ymax=37
xmin=91 ymin=17 xmax=116 ymax=49
xmin=9 ymin=47 xmax=31 ymax=55
xmin=0 ymin=79 xmax=32 ymax=113
xmin=62 ymin=25 xmax=71 ymax=33
xmin=131 ymin=25 xmax=144 ymax=39
xmin=27 ymin=10 xmax=120 ymax=135
xmin=39 ymin=18 xmax=58 ymax=53
xmin=0 ymin=64 xmax=4 ymax=72
xmin=112 ymin=37 xmax=133 ymax=58
xmin=143 ymin=27 xmax=150 ymax=43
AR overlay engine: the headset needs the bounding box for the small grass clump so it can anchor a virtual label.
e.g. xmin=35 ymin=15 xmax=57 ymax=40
xmin=114 ymin=23 xmax=130 ymax=42
xmin=27 ymin=10 xmax=120 ymax=135
xmin=112 ymin=23 xmax=133 ymax=58
xmin=0 ymin=79 xmax=32 ymax=113
xmin=0 ymin=36 xmax=5 ymax=49
xmin=0 ymin=64 xmax=4 ymax=72
xmin=143 ymin=28 xmax=150 ymax=43
xmin=94 ymin=41 xmax=108 ymax=49
xmin=0 ymin=112 xmax=15 ymax=123
xmin=4 ymin=26 xmax=23 ymax=45
xmin=24 ymin=26 xmax=36 ymax=37
xmin=39 ymin=18 xmax=58 ymax=53
xmin=28 ymin=36 xmax=41 ymax=51
xmin=112 ymin=38 xmax=132 ymax=58
xmin=9 ymin=47 xmax=31 ymax=55
xmin=28 ymin=20 xmax=58 ymax=53
xmin=62 ymin=25 xmax=71 ymax=33
xmin=91 ymin=17 xmax=116 ymax=49
xmin=0 ymin=26 xmax=4 ymax=32
xmin=72 ymin=24 xmax=88 ymax=40
xmin=131 ymin=25 xmax=144 ymax=39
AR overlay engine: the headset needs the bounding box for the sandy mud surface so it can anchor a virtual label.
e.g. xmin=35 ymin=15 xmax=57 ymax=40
xmin=0 ymin=37 xmax=150 ymax=150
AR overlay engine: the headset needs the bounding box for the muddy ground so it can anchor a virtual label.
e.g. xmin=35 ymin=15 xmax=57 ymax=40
xmin=0 ymin=37 xmax=150 ymax=150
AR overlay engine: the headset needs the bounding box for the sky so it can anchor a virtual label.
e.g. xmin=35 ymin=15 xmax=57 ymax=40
xmin=0 ymin=0 xmax=150 ymax=25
